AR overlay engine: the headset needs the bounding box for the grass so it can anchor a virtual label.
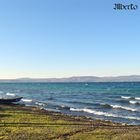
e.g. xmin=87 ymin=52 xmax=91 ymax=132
xmin=0 ymin=104 xmax=140 ymax=140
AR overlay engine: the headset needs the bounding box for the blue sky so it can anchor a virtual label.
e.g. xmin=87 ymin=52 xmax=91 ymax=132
xmin=0 ymin=0 xmax=140 ymax=78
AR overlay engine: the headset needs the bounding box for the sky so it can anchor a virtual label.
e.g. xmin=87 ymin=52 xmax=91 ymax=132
xmin=0 ymin=0 xmax=140 ymax=79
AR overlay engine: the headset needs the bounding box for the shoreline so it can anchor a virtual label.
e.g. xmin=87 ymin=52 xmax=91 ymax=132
xmin=1 ymin=103 xmax=140 ymax=127
xmin=0 ymin=103 xmax=140 ymax=139
xmin=25 ymin=103 xmax=140 ymax=126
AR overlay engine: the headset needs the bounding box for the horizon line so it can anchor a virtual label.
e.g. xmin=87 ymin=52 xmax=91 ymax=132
xmin=0 ymin=74 xmax=140 ymax=80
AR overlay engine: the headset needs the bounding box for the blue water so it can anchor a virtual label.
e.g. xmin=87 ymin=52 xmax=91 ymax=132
xmin=0 ymin=82 xmax=140 ymax=125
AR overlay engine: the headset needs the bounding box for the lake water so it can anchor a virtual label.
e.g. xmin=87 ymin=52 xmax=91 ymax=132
xmin=0 ymin=82 xmax=140 ymax=125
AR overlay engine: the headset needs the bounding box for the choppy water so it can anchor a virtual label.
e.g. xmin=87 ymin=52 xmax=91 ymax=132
xmin=0 ymin=82 xmax=140 ymax=125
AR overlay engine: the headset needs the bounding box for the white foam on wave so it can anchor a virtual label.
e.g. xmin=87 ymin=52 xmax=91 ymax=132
xmin=101 ymin=103 xmax=137 ymax=112
xmin=6 ymin=93 xmax=16 ymax=96
xmin=135 ymin=97 xmax=140 ymax=100
xmin=121 ymin=96 xmax=132 ymax=99
xmin=121 ymin=96 xmax=140 ymax=101
xmin=129 ymin=100 xmax=140 ymax=104
xmin=35 ymin=102 xmax=46 ymax=106
xmin=110 ymin=105 xmax=137 ymax=112
xmin=70 ymin=108 xmax=140 ymax=120
xmin=21 ymin=99 xmax=33 ymax=103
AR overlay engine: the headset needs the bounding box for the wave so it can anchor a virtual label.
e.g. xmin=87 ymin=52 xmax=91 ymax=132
xmin=35 ymin=102 xmax=46 ymax=106
xmin=129 ymin=100 xmax=140 ymax=105
xmin=21 ymin=99 xmax=33 ymax=103
xmin=121 ymin=96 xmax=134 ymax=100
xmin=70 ymin=108 xmax=140 ymax=120
xmin=135 ymin=97 xmax=140 ymax=100
xmin=101 ymin=103 xmax=137 ymax=112
xmin=100 ymin=103 xmax=112 ymax=108
xmin=68 ymin=100 xmax=98 ymax=106
xmin=121 ymin=96 xmax=140 ymax=101
xmin=110 ymin=105 xmax=137 ymax=112
xmin=6 ymin=93 xmax=16 ymax=96
xmin=60 ymin=105 xmax=70 ymax=110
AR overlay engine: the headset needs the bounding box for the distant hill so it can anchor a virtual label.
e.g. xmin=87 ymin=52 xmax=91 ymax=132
xmin=1 ymin=75 xmax=140 ymax=82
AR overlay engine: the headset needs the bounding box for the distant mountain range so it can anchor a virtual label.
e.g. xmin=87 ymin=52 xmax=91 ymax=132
xmin=1 ymin=75 xmax=140 ymax=82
